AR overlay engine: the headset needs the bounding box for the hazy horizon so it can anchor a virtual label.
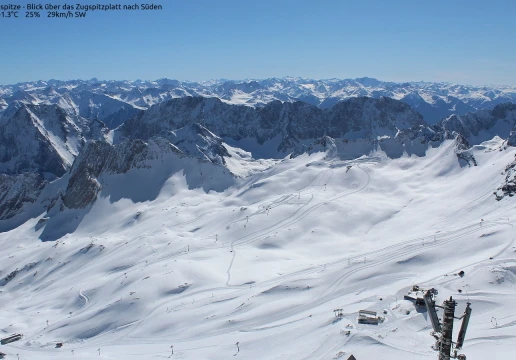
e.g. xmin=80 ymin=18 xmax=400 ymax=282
xmin=2 ymin=75 xmax=516 ymax=88
xmin=2 ymin=0 xmax=515 ymax=86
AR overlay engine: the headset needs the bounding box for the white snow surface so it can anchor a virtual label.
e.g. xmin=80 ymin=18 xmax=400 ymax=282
xmin=1 ymin=140 xmax=516 ymax=359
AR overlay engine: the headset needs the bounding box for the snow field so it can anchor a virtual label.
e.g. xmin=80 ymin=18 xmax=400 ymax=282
xmin=1 ymin=140 xmax=516 ymax=359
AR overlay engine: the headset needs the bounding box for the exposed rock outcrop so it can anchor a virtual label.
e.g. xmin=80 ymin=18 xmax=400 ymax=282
xmin=439 ymin=103 xmax=516 ymax=146
xmin=59 ymin=137 xmax=184 ymax=209
xmin=495 ymin=156 xmax=516 ymax=200
xmin=0 ymin=173 xmax=46 ymax=220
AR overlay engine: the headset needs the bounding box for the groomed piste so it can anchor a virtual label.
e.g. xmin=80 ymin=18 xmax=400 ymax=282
xmin=1 ymin=135 xmax=515 ymax=359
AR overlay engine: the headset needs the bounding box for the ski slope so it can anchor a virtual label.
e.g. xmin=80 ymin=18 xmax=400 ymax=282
xmin=1 ymin=139 xmax=516 ymax=360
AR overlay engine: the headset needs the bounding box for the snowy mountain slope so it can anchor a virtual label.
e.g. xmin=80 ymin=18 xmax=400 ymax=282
xmin=400 ymin=90 xmax=477 ymax=125
xmin=0 ymin=87 xmax=141 ymax=130
xmin=0 ymin=103 xmax=109 ymax=222
xmin=440 ymin=102 xmax=516 ymax=146
xmin=67 ymin=90 xmax=143 ymax=129
xmin=0 ymin=138 xmax=515 ymax=359
xmin=2 ymin=77 xmax=516 ymax=125
xmin=0 ymin=103 xmax=108 ymax=178
xmin=167 ymin=123 xmax=231 ymax=165
xmin=0 ymin=105 xmax=76 ymax=178
xmin=36 ymin=136 xmax=236 ymax=241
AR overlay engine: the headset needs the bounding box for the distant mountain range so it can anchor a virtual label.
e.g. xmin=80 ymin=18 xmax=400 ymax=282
xmin=2 ymin=77 xmax=516 ymax=125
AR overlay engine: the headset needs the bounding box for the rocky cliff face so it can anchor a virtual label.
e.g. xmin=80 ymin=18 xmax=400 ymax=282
xmin=0 ymin=103 xmax=108 ymax=178
xmin=50 ymin=132 xmax=236 ymax=217
xmin=0 ymin=102 xmax=109 ymax=221
xmin=116 ymin=96 xmax=424 ymax=154
xmin=167 ymin=123 xmax=230 ymax=165
xmin=495 ymin=155 xmax=516 ymax=200
xmin=0 ymin=105 xmax=70 ymax=178
xmin=439 ymin=103 xmax=516 ymax=145
xmin=507 ymin=125 xmax=516 ymax=147
xmin=61 ymin=138 xmax=181 ymax=209
xmin=325 ymin=97 xmax=424 ymax=139
xmin=0 ymin=173 xmax=46 ymax=220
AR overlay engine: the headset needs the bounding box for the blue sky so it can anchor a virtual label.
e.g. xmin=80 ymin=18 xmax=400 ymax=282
xmin=1 ymin=0 xmax=515 ymax=85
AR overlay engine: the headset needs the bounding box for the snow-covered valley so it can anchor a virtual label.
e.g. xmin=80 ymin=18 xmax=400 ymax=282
xmin=1 ymin=136 xmax=515 ymax=360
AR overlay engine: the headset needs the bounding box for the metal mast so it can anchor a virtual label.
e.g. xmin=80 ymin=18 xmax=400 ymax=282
xmin=423 ymin=289 xmax=471 ymax=360
xmin=439 ymin=297 xmax=456 ymax=360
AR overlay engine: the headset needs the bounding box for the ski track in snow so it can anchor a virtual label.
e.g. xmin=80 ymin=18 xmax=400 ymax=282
xmin=78 ymin=289 xmax=89 ymax=308
xmin=1 ymin=142 xmax=516 ymax=359
xmin=226 ymin=165 xmax=366 ymax=286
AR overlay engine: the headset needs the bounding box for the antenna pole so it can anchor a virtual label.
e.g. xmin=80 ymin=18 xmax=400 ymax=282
xmin=456 ymin=302 xmax=472 ymax=350
xmin=424 ymin=289 xmax=441 ymax=333
xmin=439 ymin=297 xmax=456 ymax=360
